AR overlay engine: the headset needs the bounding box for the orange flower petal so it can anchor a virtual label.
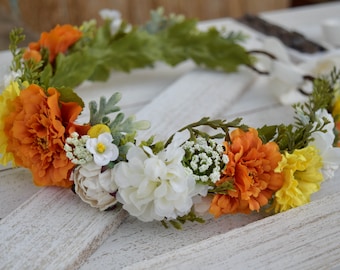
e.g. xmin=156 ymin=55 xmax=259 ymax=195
xmin=210 ymin=128 xmax=284 ymax=217
xmin=4 ymin=84 xmax=87 ymax=187
xmin=28 ymin=24 xmax=82 ymax=62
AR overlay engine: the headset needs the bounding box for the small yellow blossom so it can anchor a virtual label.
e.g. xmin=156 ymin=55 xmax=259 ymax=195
xmin=332 ymin=98 xmax=340 ymax=118
xmin=0 ymin=81 xmax=22 ymax=165
xmin=272 ymin=146 xmax=323 ymax=213
xmin=88 ymin=124 xmax=111 ymax=138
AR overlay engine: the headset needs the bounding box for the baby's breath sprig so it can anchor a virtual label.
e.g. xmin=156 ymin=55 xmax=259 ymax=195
xmin=64 ymin=132 xmax=92 ymax=165
xmin=182 ymin=137 xmax=228 ymax=184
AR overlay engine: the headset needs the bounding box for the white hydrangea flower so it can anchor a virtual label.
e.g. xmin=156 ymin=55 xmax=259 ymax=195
xmin=310 ymin=109 xmax=340 ymax=180
xmin=86 ymin=132 xmax=119 ymax=166
xmin=114 ymin=132 xmax=208 ymax=222
xmin=72 ymin=162 xmax=118 ymax=211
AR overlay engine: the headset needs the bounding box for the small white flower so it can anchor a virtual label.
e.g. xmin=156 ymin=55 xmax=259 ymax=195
xmin=114 ymin=135 xmax=208 ymax=222
xmin=72 ymin=162 xmax=118 ymax=211
xmin=99 ymin=9 xmax=121 ymax=21
xmin=86 ymin=132 xmax=119 ymax=166
xmin=99 ymin=9 xmax=123 ymax=35
xmin=310 ymin=109 xmax=340 ymax=180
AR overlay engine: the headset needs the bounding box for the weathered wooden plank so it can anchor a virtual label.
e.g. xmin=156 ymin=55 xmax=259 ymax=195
xmin=124 ymin=189 xmax=340 ymax=270
xmin=0 ymin=168 xmax=40 ymax=218
xmin=136 ymin=67 xmax=255 ymax=140
xmin=0 ymin=187 xmax=128 ymax=270
xmin=0 ymin=66 xmax=254 ymax=269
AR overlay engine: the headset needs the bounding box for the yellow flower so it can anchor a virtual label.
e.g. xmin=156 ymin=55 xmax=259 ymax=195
xmin=272 ymin=146 xmax=323 ymax=213
xmin=0 ymin=81 xmax=22 ymax=165
xmin=332 ymin=97 xmax=340 ymax=118
xmin=88 ymin=124 xmax=111 ymax=138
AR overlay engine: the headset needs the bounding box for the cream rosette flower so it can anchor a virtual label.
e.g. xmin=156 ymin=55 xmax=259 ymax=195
xmin=72 ymin=161 xmax=118 ymax=211
xmin=114 ymin=132 xmax=209 ymax=222
xmin=310 ymin=109 xmax=340 ymax=180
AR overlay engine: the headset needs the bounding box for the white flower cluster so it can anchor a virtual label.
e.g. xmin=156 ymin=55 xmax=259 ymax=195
xmin=182 ymin=137 xmax=228 ymax=183
xmin=67 ymin=131 xmax=223 ymax=221
xmin=64 ymin=132 xmax=93 ymax=165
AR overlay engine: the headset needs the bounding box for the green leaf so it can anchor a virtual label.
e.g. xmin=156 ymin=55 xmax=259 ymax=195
xmin=56 ymin=86 xmax=84 ymax=107
xmin=156 ymin=20 xmax=252 ymax=71
xmin=257 ymin=125 xmax=278 ymax=144
xmin=88 ymin=64 xmax=111 ymax=81
xmin=39 ymin=63 xmax=53 ymax=88
xmin=50 ymin=51 xmax=96 ymax=88
xmin=89 ymin=93 xmax=121 ymax=125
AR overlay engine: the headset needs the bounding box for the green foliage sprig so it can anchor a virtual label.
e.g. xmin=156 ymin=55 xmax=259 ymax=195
xmin=89 ymin=92 xmax=150 ymax=161
xmin=258 ymin=69 xmax=340 ymax=152
xmin=161 ymin=211 xmax=205 ymax=230
xmin=9 ymin=8 xmax=253 ymax=91
xmin=165 ymin=117 xmax=248 ymax=147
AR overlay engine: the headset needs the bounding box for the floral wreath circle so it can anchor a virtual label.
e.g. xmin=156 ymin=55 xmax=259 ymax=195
xmin=1 ymin=8 xmax=340 ymax=229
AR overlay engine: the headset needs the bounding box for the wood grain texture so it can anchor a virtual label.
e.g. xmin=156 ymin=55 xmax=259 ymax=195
xmin=0 ymin=0 xmax=291 ymax=33
xmin=124 ymin=191 xmax=340 ymax=270
xmin=0 ymin=187 xmax=128 ymax=270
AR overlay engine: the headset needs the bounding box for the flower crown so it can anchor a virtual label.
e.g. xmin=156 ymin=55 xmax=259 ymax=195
xmin=1 ymin=8 xmax=340 ymax=229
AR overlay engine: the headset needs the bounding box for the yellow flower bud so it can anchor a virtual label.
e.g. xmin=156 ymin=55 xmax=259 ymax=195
xmin=88 ymin=124 xmax=111 ymax=138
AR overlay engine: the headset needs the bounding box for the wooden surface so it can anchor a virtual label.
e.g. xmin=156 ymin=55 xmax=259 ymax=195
xmin=1 ymin=2 xmax=340 ymax=269
xmin=125 ymin=191 xmax=340 ymax=270
xmin=0 ymin=0 xmax=290 ymax=51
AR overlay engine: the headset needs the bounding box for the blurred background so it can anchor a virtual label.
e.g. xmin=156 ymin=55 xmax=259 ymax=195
xmin=0 ymin=0 xmax=337 ymax=50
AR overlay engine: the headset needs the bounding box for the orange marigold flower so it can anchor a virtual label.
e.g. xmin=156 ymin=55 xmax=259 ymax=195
xmin=27 ymin=24 xmax=82 ymax=62
xmin=4 ymin=84 xmax=89 ymax=187
xmin=23 ymin=49 xmax=42 ymax=62
xmin=209 ymin=128 xmax=284 ymax=217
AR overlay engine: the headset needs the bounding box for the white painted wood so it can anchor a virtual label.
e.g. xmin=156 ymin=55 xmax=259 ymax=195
xmin=0 ymin=188 xmax=128 ymax=269
xmin=124 ymin=190 xmax=340 ymax=270
xmin=0 ymin=168 xmax=40 ymax=218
